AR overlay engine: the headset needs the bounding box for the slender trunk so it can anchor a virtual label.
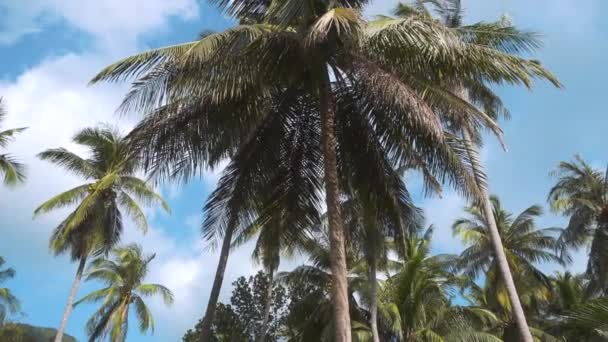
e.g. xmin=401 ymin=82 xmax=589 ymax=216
xmin=55 ymin=256 xmax=87 ymax=342
xmin=368 ymin=254 xmax=380 ymax=342
xmin=319 ymin=69 xmax=351 ymax=342
xmin=589 ymin=210 xmax=608 ymax=292
xmin=461 ymin=128 xmax=533 ymax=342
xmin=256 ymin=268 xmax=275 ymax=342
xmin=199 ymin=222 xmax=235 ymax=342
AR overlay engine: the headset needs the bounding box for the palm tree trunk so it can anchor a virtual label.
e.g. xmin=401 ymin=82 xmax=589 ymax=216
xmin=256 ymin=268 xmax=275 ymax=342
xmin=368 ymin=253 xmax=380 ymax=342
xmin=461 ymin=128 xmax=533 ymax=342
xmin=200 ymin=221 xmax=235 ymax=341
xmin=55 ymin=256 xmax=87 ymax=342
xmin=318 ymin=69 xmax=352 ymax=342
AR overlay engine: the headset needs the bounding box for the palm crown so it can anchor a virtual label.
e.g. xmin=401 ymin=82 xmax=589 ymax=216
xmin=549 ymin=155 xmax=608 ymax=294
xmin=34 ymin=126 xmax=170 ymax=260
xmin=0 ymin=98 xmax=27 ymax=186
xmin=380 ymin=228 xmax=501 ymax=342
xmin=454 ymin=196 xmax=564 ymax=315
xmin=0 ymin=257 xmax=19 ymax=325
xmin=75 ymin=244 xmax=174 ymax=341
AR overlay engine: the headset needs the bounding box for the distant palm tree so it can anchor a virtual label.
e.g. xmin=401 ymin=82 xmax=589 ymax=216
xmin=341 ymin=196 xmax=422 ymax=342
xmin=75 ymin=244 xmax=174 ymax=342
xmin=380 ymin=226 xmax=502 ymax=341
xmin=0 ymin=257 xmax=19 ymax=326
xmin=34 ymin=126 xmax=170 ymax=342
xmin=0 ymin=98 xmax=26 ymax=186
xmin=549 ymin=155 xmax=608 ymax=295
xmin=541 ymin=272 xmax=590 ymax=340
xmin=90 ymin=1 xmax=559 ymax=339
xmin=453 ymin=195 xmax=565 ymax=337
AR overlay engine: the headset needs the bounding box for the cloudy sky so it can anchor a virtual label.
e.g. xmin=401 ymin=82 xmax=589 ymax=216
xmin=0 ymin=0 xmax=605 ymax=340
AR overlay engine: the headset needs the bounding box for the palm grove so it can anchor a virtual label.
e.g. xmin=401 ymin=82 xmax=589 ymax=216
xmin=0 ymin=1 xmax=607 ymax=341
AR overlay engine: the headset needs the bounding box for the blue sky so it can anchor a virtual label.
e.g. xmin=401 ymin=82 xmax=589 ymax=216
xmin=0 ymin=0 xmax=605 ymax=341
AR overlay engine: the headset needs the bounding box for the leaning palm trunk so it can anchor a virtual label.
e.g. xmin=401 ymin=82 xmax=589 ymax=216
xmin=461 ymin=127 xmax=533 ymax=342
xmin=55 ymin=256 xmax=87 ymax=342
xmin=256 ymin=268 xmax=275 ymax=342
xmin=319 ymin=71 xmax=351 ymax=342
xmin=368 ymin=253 xmax=380 ymax=342
xmin=200 ymin=223 xmax=235 ymax=341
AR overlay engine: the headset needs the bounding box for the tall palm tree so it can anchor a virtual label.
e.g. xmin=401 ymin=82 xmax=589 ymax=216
xmin=379 ymin=226 xmax=501 ymax=341
xmin=91 ymin=1 xmax=558 ymax=339
xmin=0 ymin=98 xmax=27 ymax=186
xmin=395 ymin=2 xmax=562 ymax=340
xmin=34 ymin=126 xmax=170 ymax=342
xmin=453 ymin=195 xmax=565 ymax=338
xmin=75 ymin=244 xmax=174 ymax=341
xmin=0 ymin=257 xmax=19 ymax=326
xmin=548 ymin=155 xmax=608 ymax=295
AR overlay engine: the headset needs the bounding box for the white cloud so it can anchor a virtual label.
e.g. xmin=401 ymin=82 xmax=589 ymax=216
xmin=0 ymin=0 xmax=198 ymax=49
xmin=0 ymin=1 xmax=236 ymax=340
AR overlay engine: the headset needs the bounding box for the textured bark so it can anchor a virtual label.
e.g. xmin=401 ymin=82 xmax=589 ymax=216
xmin=256 ymin=268 xmax=275 ymax=342
xmin=462 ymin=128 xmax=533 ymax=342
xmin=319 ymin=70 xmax=352 ymax=342
xmin=368 ymin=254 xmax=380 ymax=342
xmin=54 ymin=256 xmax=87 ymax=342
xmin=199 ymin=222 xmax=235 ymax=342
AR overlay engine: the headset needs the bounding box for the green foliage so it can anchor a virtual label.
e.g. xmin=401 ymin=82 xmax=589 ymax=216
xmin=454 ymin=195 xmax=564 ymax=320
xmin=549 ymin=155 xmax=608 ymax=294
xmin=184 ymin=271 xmax=287 ymax=342
xmin=0 ymin=323 xmax=77 ymax=342
xmin=379 ymin=227 xmax=502 ymax=341
xmin=76 ymin=244 xmax=174 ymax=341
xmin=34 ymin=125 xmax=169 ymax=261
xmin=0 ymin=97 xmax=27 ymax=186
xmin=0 ymin=257 xmax=19 ymax=326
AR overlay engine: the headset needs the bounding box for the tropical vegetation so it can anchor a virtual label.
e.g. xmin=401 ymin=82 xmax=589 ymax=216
xmin=33 ymin=126 xmax=169 ymax=342
xmin=1 ymin=0 xmax=607 ymax=341
xmin=89 ymin=0 xmax=559 ymax=339
xmin=0 ymin=98 xmax=27 ymax=186
xmin=0 ymin=256 xmax=19 ymax=326
xmin=75 ymin=244 xmax=174 ymax=342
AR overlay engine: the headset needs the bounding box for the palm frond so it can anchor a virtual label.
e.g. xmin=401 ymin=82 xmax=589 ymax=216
xmin=33 ymin=184 xmax=92 ymax=216
xmin=0 ymin=154 xmax=26 ymax=186
xmin=136 ymin=283 xmax=174 ymax=305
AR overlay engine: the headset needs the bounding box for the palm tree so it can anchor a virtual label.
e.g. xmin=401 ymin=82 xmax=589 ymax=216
xmin=453 ymin=195 xmax=565 ymax=338
xmin=91 ymin=1 xmax=558 ymax=339
xmin=0 ymin=98 xmax=27 ymax=186
xmin=34 ymin=126 xmax=170 ymax=342
xmin=394 ymin=2 xmax=562 ymax=340
xmin=0 ymin=257 xmax=19 ymax=326
xmin=541 ymin=272 xmax=589 ymax=340
xmin=75 ymin=244 xmax=174 ymax=341
xmin=341 ymin=195 xmax=422 ymax=342
xmin=548 ymin=155 xmax=608 ymax=295
xmin=380 ymin=226 xmax=502 ymax=341
xmin=233 ymin=205 xmax=317 ymax=342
